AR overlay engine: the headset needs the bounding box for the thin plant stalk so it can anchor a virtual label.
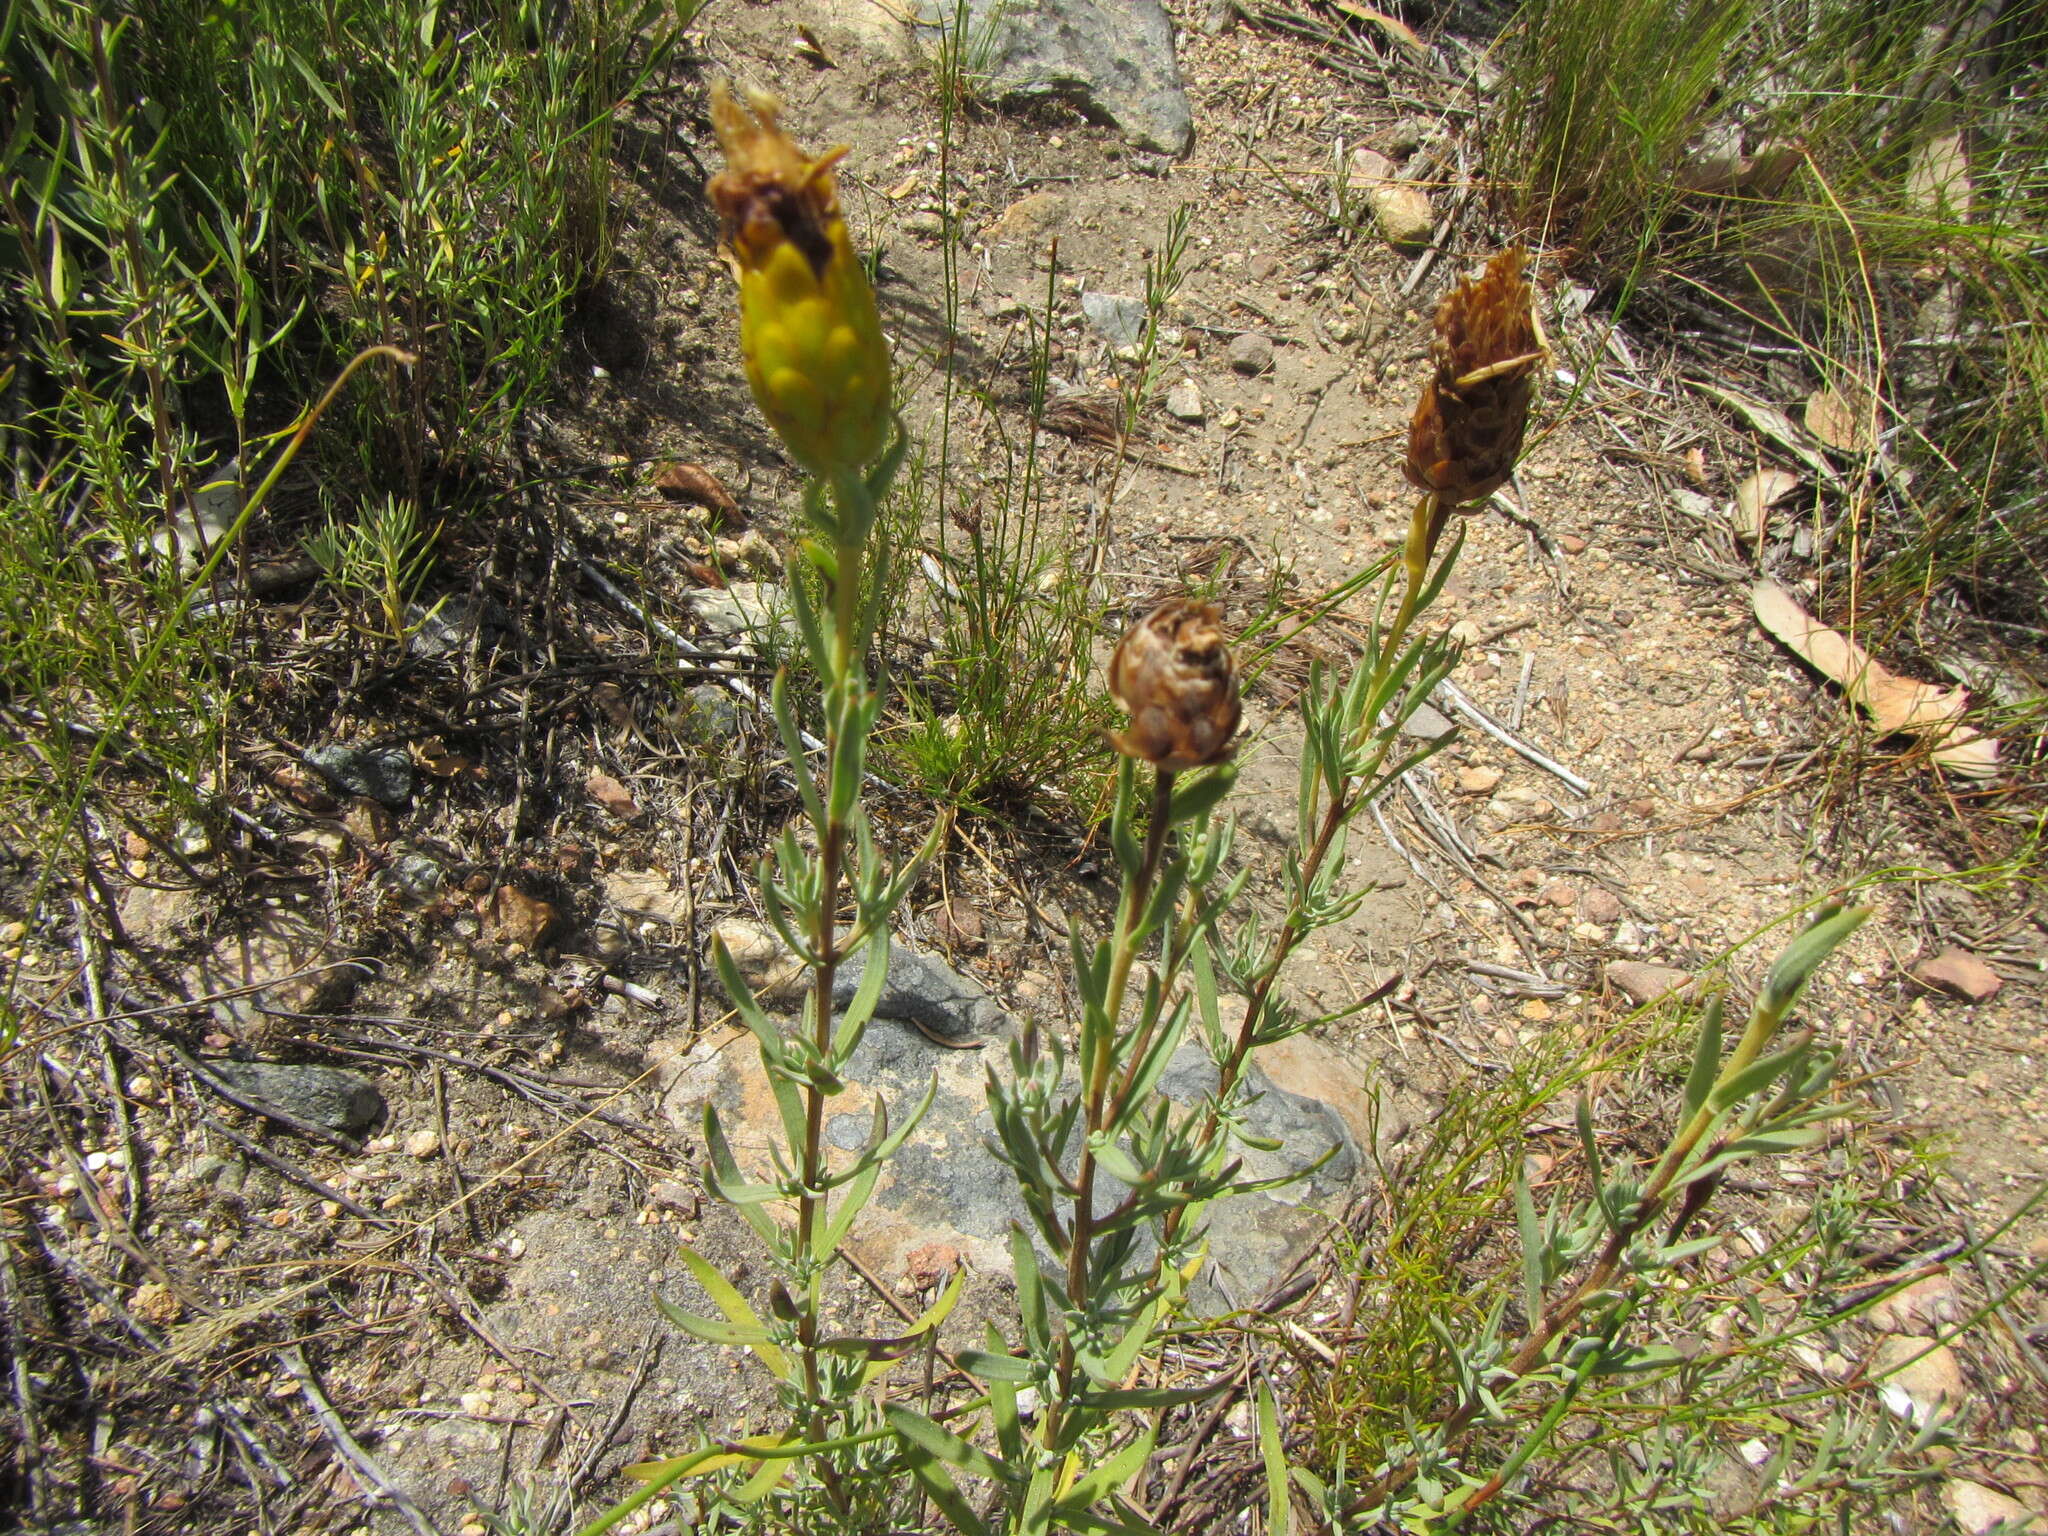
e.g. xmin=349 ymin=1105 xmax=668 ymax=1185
xmin=1045 ymin=766 xmax=1175 ymax=1449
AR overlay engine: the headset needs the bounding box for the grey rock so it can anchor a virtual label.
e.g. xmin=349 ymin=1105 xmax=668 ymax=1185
xmin=1401 ymin=703 xmax=1456 ymax=740
xmin=678 ymin=683 xmax=742 ymax=746
xmin=305 ymin=744 xmax=414 ymax=810
xmin=1901 ymin=279 xmax=1964 ymax=399
xmin=1226 ymin=331 xmax=1274 ymax=375
xmin=683 ymin=582 xmax=793 ymax=650
xmin=198 ymin=1060 xmax=385 ymax=1135
xmin=701 ymin=919 xmax=1009 ymax=1046
xmin=833 ymin=941 xmax=1011 ymax=1046
xmin=654 ymin=1021 xmax=1366 ymax=1310
xmin=149 ymin=461 xmax=241 ymax=576
xmin=118 ymin=884 xmax=203 ymax=947
xmin=1081 ymin=291 xmax=1147 ymax=348
xmin=1346 ymin=148 xmax=1433 ymax=250
xmin=913 ymin=0 xmax=1193 ymax=155
xmin=1380 ymin=116 xmax=1430 ymax=158
xmin=1198 ymin=0 xmax=1237 ymax=34
xmin=406 ymin=595 xmax=479 ymax=659
xmin=1163 ymin=377 xmax=1204 ymax=422
xmin=185 ymin=1153 xmax=245 ymax=1192
xmin=387 ymin=853 xmax=445 ymax=901
xmin=1675 ymin=122 xmax=1747 ymax=194
xmin=1606 ymin=960 xmax=1695 ymax=1006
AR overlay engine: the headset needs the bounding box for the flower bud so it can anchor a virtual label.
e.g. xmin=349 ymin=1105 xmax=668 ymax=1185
xmin=1107 ymin=599 xmax=1242 ymax=772
xmin=708 ymin=83 xmax=892 ymax=476
xmin=1404 ymin=247 xmax=1542 ymax=508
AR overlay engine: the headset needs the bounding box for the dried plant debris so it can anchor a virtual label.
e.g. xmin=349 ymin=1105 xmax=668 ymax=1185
xmin=1752 ymin=580 xmax=1999 ymax=777
xmin=1732 ymin=467 xmax=1803 ymax=544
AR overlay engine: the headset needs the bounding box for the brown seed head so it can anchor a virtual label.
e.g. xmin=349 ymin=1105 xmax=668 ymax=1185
xmin=1107 ymin=599 xmax=1242 ymax=773
xmin=1404 ymin=248 xmax=1542 ymax=507
xmin=706 ymin=82 xmax=845 ymax=278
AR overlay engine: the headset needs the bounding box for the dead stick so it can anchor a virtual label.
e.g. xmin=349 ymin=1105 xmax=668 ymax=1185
xmin=202 ymin=1115 xmax=392 ymax=1226
xmin=432 ymin=1065 xmax=481 ymax=1243
xmin=277 ymin=1345 xmax=443 ymax=1536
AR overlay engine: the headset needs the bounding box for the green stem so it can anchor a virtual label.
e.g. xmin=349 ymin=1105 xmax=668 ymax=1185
xmin=1157 ymin=502 xmax=1448 ymax=1263
xmin=793 ymin=496 xmax=869 ymax=1504
xmin=1044 ymin=766 xmax=1174 ymax=1449
xmin=1383 ymin=489 xmax=1441 ymax=674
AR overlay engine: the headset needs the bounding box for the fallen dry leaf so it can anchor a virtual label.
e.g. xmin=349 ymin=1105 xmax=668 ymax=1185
xmin=1752 ymin=581 xmax=1998 ymax=777
xmin=586 ymin=770 xmax=644 ymax=821
xmin=1692 ymin=380 xmax=1833 ymax=480
xmin=1732 ymin=467 xmax=1803 ymax=543
xmin=486 ymin=886 xmax=559 ymax=949
xmin=414 ymin=735 xmax=485 ymax=781
xmin=792 ymin=23 xmax=834 ymax=68
xmin=1805 ymin=384 xmax=1875 ymax=454
xmin=653 ymin=461 xmax=740 ymax=523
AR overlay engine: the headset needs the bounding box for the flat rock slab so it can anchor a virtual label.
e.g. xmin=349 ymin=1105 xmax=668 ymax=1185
xmin=196 ymin=1060 xmax=385 ymax=1136
xmin=1605 ymin=960 xmax=1695 ymax=1007
xmin=1913 ymin=946 xmax=2002 ymax=1002
xmin=699 ymin=922 xmax=1011 ymax=1046
xmin=914 ymin=0 xmax=1193 ymax=154
xmin=651 ymin=1016 xmax=1370 ymax=1312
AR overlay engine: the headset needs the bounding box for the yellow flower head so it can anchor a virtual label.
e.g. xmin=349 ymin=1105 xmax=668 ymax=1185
xmin=708 ymin=83 xmax=891 ymax=477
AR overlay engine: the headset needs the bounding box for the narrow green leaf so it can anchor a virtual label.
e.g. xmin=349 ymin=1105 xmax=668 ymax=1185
xmin=668 ymin=1241 xmax=789 ymax=1378
xmin=1167 ymin=764 xmax=1238 ymax=826
xmin=898 ymin=1439 xmax=991 ymax=1536
xmin=1708 ymin=1040 xmax=1813 ymax=1112
xmin=1759 ymin=906 xmax=1870 ymax=1017
xmin=1191 ymin=936 xmax=1225 ymax=1057
xmin=818 ymin=1157 xmax=879 ymax=1258
xmin=1257 ymin=1382 xmax=1292 ymax=1536
xmin=1086 ymin=1133 xmax=1147 ymax=1188
xmin=884 ymin=1403 xmax=1016 ymax=1485
xmin=959 ymin=1347 xmax=1038 ymax=1382
xmin=1575 ymin=1095 xmax=1609 ymax=1218
xmin=1012 ymin=1225 xmax=1049 ymax=1354
xmin=732 ymin=1451 xmax=789 ymax=1504
xmin=861 ymin=1264 xmax=967 ymax=1389
xmin=1514 ymin=1168 xmax=1543 ymax=1322
xmin=1080 ymin=1380 xmax=1229 ymax=1410
xmin=1091 ymin=1298 xmax=1161 ymax=1387
xmin=830 ymin=928 xmax=892 ymax=1058
xmin=769 ymin=670 xmax=827 ymax=828
xmin=701 ymin=1106 xmax=785 ymax=1250
xmin=1677 ymin=1125 xmax=1827 ymax=1187
xmin=653 ymin=1294 xmax=772 ymax=1349
xmin=1054 ymin=1423 xmax=1157 ymax=1514
xmin=1682 ymin=997 xmax=1725 ymax=1117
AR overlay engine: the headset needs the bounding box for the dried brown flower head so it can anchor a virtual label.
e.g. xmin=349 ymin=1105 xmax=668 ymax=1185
xmin=1404 ymin=248 xmax=1543 ymax=508
xmin=1107 ymin=599 xmax=1242 ymax=772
